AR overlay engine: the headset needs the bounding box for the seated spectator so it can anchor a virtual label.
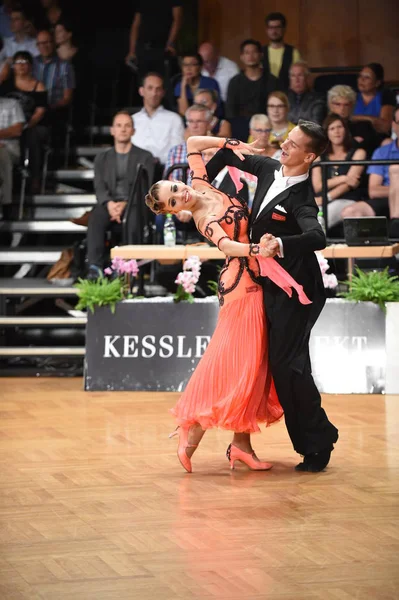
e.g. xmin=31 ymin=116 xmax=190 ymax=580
xmin=131 ymin=72 xmax=184 ymax=167
xmin=0 ymin=35 xmax=9 ymax=83
xmin=267 ymin=90 xmax=295 ymax=147
xmin=352 ymin=63 xmax=395 ymax=138
xmin=125 ymin=1 xmax=182 ymax=77
xmin=192 ymin=88 xmax=231 ymax=138
xmin=198 ymin=41 xmax=239 ymax=103
xmin=163 ymin=103 xmax=212 ymax=182
xmin=86 ymin=111 xmax=155 ymax=279
xmin=226 ymin=39 xmax=277 ymax=121
xmin=3 ymin=7 xmax=39 ymax=61
xmin=248 ymin=113 xmax=281 ymax=159
xmin=0 ymin=96 xmax=24 ymax=206
xmin=327 ymin=84 xmax=380 ymax=156
xmin=33 ymin=29 xmax=75 ymax=164
xmin=343 ymin=105 xmax=399 ymax=238
xmin=0 ymin=1 xmax=13 ymax=39
xmin=55 ymin=19 xmax=78 ymax=62
xmin=1 ymin=50 xmax=48 ymax=193
xmin=262 ymin=11 xmax=301 ymax=90
xmin=174 ymin=51 xmax=221 ymax=117
xmin=38 ymin=0 xmax=63 ymax=32
xmin=287 ymin=61 xmax=326 ymax=125
xmin=312 ymin=114 xmax=366 ymax=230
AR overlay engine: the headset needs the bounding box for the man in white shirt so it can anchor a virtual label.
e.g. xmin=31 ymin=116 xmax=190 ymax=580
xmin=207 ymin=121 xmax=339 ymax=473
xmin=3 ymin=8 xmax=39 ymax=61
xmin=131 ymin=72 xmax=184 ymax=166
xmin=0 ymin=97 xmax=25 ymax=205
xmin=199 ymin=42 xmax=239 ymax=103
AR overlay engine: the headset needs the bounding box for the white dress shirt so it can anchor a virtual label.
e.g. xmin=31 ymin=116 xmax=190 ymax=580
xmin=4 ymin=35 xmax=40 ymax=58
xmin=131 ymin=105 xmax=185 ymax=165
xmin=255 ymin=167 xmax=309 ymax=256
xmin=202 ymin=56 xmax=239 ymax=102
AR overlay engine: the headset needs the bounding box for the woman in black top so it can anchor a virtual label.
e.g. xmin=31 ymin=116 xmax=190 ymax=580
xmin=2 ymin=51 xmax=48 ymax=192
xmin=312 ymin=113 xmax=366 ymax=230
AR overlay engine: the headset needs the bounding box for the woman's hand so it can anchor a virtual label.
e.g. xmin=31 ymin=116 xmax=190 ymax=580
xmin=222 ymin=139 xmax=265 ymax=161
xmin=259 ymin=233 xmax=280 ymax=257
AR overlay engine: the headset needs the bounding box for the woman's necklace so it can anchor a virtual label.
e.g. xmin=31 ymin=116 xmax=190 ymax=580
xmin=271 ymin=125 xmax=288 ymax=138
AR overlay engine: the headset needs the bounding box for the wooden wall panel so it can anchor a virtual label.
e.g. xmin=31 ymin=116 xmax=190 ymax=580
xmin=198 ymin=0 xmax=399 ymax=81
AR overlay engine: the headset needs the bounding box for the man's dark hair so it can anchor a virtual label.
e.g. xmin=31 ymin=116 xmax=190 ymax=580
xmin=365 ymin=62 xmax=384 ymax=86
xmin=240 ymin=39 xmax=262 ymax=54
xmin=265 ymin=12 xmax=287 ymax=27
xmin=112 ymin=109 xmax=133 ymax=125
xmin=11 ymin=5 xmax=26 ymax=16
xmin=141 ymin=71 xmax=164 ymax=87
xmin=298 ymin=119 xmax=328 ymax=157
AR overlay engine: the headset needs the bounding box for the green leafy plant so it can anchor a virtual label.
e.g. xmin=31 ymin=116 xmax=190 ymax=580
xmin=338 ymin=267 xmax=399 ymax=311
xmin=75 ymin=276 xmax=126 ymax=314
xmin=207 ymin=280 xmax=218 ymax=295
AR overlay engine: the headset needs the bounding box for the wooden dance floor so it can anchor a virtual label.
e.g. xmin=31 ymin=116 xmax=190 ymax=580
xmin=0 ymin=378 xmax=398 ymax=600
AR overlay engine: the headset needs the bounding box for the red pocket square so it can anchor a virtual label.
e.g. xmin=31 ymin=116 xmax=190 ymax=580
xmin=272 ymin=212 xmax=286 ymax=221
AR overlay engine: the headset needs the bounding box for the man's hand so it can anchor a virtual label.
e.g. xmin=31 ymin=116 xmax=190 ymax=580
xmin=107 ymin=201 xmax=127 ymax=223
xmin=259 ymin=233 xmax=280 ymax=257
xmin=176 ymin=210 xmax=193 ymax=223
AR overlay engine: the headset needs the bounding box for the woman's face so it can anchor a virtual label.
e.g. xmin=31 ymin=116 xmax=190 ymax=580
xmin=55 ymin=24 xmax=71 ymax=45
xmin=357 ymin=67 xmax=378 ymax=94
xmin=267 ymin=95 xmax=288 ymax=123
xmin=13 ymin=57 xmax=31 ymax=76
xmin=327 ymin=120 xmax=346 ymax=145
xmin=181 ymin=56 xmax=201 ymax=80
xmin=250 ymin=120 xmax=271 ymax=148
xmin=194 ymin=92 xmax=216 ymax=113
xmin=157 ymin=181 xmax=196 ymax=214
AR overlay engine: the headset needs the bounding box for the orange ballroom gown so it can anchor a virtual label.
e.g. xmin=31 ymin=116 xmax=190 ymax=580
xmin=171 ymin=152 xmax=310 ymax=433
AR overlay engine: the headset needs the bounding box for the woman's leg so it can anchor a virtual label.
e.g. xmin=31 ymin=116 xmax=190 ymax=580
xmin=232 ymin=432 xmax=253 ymax=453
xmin=185 ymin=423 xmax=206 ymax=458
xmin=341 ymin=201 xmax=376 ymax=218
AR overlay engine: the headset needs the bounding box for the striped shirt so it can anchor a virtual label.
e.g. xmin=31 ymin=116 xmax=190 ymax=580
xmin=33 ymin=55 xmax=75 ymax=106
xmin=163 ymin=143 xmax=191 ymax=183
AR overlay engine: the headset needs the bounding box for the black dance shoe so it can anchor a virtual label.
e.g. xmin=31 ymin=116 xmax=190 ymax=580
xmin=295 ymin=446 xmax=333 ymax=472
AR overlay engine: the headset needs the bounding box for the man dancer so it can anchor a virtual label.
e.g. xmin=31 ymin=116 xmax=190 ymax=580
xmin=207 ymin=121 xmax=339 ymax=472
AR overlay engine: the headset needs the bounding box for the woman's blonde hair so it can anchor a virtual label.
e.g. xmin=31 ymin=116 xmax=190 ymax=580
xmin=145 ymin=182 xmax=168 ymax=215
xmin=267 ymin=90 xmax=289 ymax=109
xmin=327 ymin=85 xmax=356 ymax=107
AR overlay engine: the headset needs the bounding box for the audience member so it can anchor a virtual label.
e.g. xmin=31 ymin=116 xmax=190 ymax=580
xmin=0 ymin=35 xmax=9 ymax=83
xmin=33 ymin=29 xmax=75 ymax=163
xmin=86 ymin=111 xmax=154 ymax=279
xmin=131 ymin=72 xmax=184 ymax=167
xmin=312 ymin=113 xmax=366 ymax=229
xmin=38 ymin=0 xmax=63 ymax=32
xmin=267 ymin=90 xmax=295 ymax=147
xmin=192 ymin=88 xmax=231 ymax=137
xmin=226 ymin=39 xmax=277 ymax=120
xmin=3 ymin=7 xmax=39 ymax=61
xmin=126 ymin=1 xmax=182 ymax=77
xmin=343 ymin=106 xmax=399 ymax=238
xmin=0 ymin=96 xmax=24 ymax=205
xmin=0 ymin=0 xmax=13 ymax=39
xmin=262 ymin=12 xmax=300 ymax=90
xmin=174 ymin=51 xmax=221 ymax=117
xmin=1 ymin=50 xmax=48 ymax=192
xmin=352 ymin=63 xmax=395 ymax=138
xmin=55 ymin=19 xmax=78 ymax=62
xmin=198 ymin=41 xmax=239 ymax=103
xmin=287 ymin=61 xmax=326 ymax=125
xmin=163 ymin=103 xmax=212 ymax=182
xmin=327 ymin=84 xmax=379 ymax=156
xmin=248 ymin=113 xmax=281 ymax=159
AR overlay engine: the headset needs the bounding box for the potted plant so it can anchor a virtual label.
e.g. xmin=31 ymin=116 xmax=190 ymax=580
xmin=338 ymin=266 xmax=399 ymax=311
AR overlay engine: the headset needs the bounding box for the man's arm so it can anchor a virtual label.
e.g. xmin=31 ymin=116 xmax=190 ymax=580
xmin=165 ymin=6 xmax=183 ymax=53
xmin=94 ymin=154 xmax=112 ymax=204
xmin=310 ymin=96 xmax=327 ymax=125
xmin=127 ymin=12 xmax=141 ymax=60
xmin=225 ymin=77 xmax=239 ymax=119
xmin=52 ymin=63 xmax=75 ymax=109
xmin=0 ymin=122 xmax=24 ymax=139
xmin=369 ymin=173 xmax=390 ymax=199
xmin=280 ymin=197 xmax=326 ymax=256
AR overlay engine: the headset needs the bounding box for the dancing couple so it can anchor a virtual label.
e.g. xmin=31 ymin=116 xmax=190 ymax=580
xmin=145 ymin=121 xmax=339 ymax=473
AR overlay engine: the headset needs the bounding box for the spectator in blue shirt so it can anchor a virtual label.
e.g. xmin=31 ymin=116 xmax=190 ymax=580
xmin=174 ymin=52 xmax=221 ymax=118
xmin=341 ymin=105 xmax=399 ymax=238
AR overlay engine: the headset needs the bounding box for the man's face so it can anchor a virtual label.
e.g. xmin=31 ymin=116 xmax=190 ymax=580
xmin=266 ymin=19 xmax=285 ymax=43
xmin=10 ymin=11 xmax=25 ymax=34
xmin=111 ymin=114 xmax=134 ymax=143
xmin=289 ymin=65 xmax=308 ymax=94
xmin=186 ymin=110 xmax=210 ymax=136
xmin=240 ymin=44 xmax=261 ymax=68
xmin=140 ymin=75 xmax=164 ymax=109
xmin=280 ymin=126 xmax=315 ymax=168
xmin=328 ymin=96 xmax=353 ymax=119
xmin=199 ymin=42 xmax=218 ymax=72
xmin=36 ymin=32 xmax=54 ymax=58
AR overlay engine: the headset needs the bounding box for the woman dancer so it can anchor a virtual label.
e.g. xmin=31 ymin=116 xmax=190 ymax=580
xmin=145 ymin=136 xmax=310 ymax=472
